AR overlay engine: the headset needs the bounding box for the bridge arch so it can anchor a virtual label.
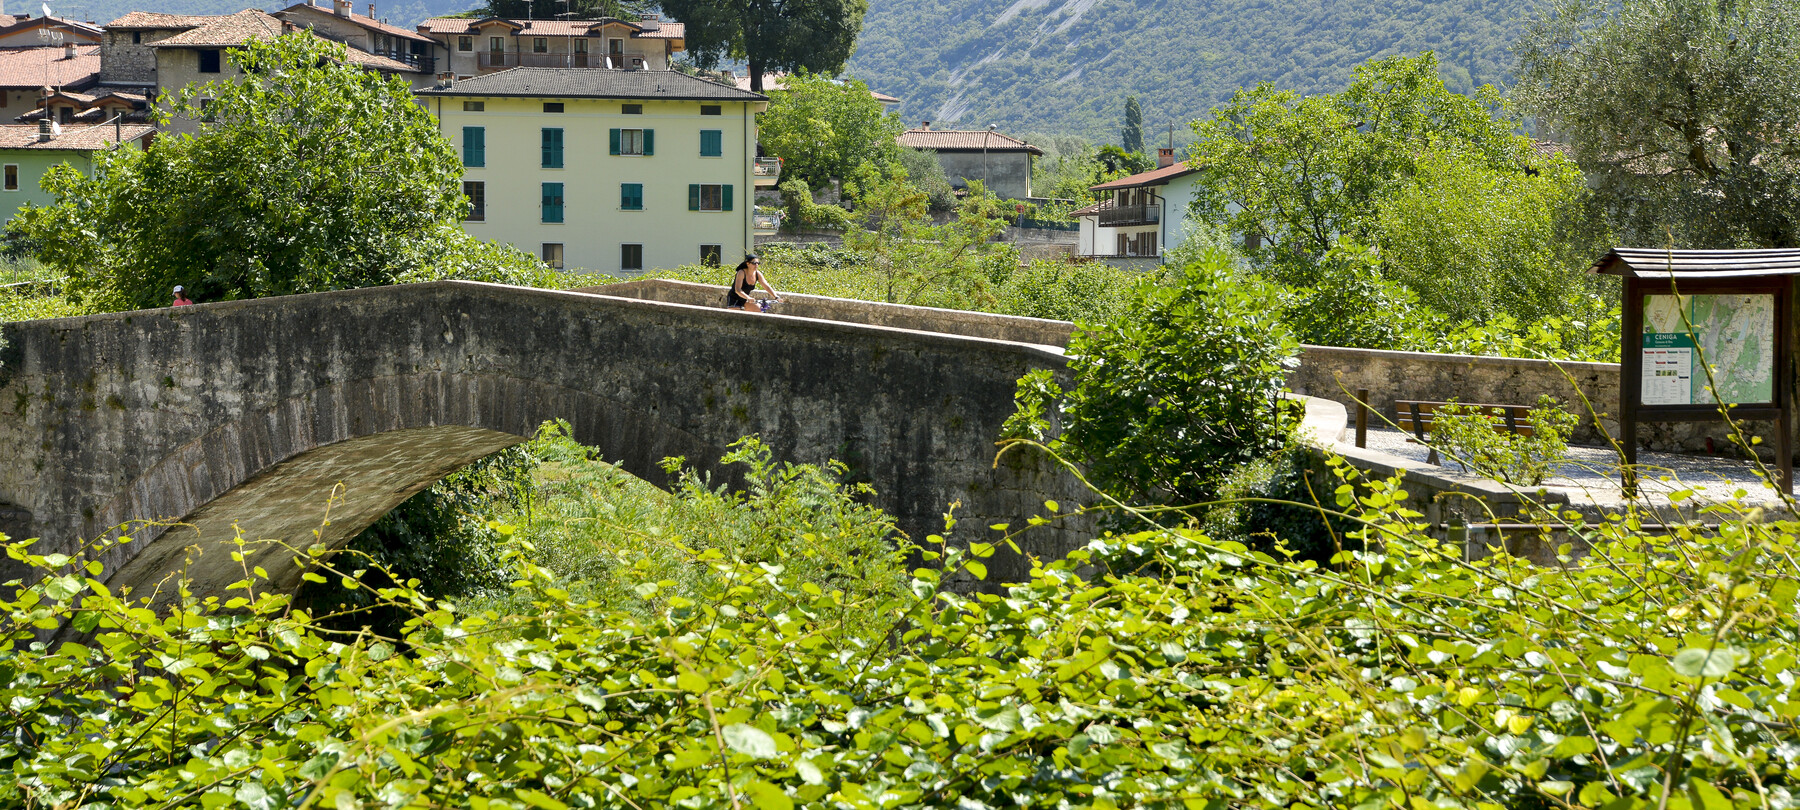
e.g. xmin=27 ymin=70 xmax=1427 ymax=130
xmin=0 ymin=282 xmax=1088 ymax=595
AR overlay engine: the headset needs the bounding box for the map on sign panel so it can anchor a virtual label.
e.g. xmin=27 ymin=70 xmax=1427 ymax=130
xmin=1641 ymin=293 xmax=1776 ymax=406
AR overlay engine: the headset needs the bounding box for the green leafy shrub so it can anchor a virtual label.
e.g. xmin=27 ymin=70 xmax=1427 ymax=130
xmin=1428 ymin=394 xmax=1580 ymax=485
xmin=777 ymin=179 xmax=854 ymax=230
xmin=992 ymin=259 xmax=1138 ymax=324
xmin=1008 ymin=249 xmax=1301 ymax=520
xmin=7 ymin=465 xmax=1800 ymax=808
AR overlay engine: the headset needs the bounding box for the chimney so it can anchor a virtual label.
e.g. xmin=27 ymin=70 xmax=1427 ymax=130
xmin=367 ymin=3 xmax=375 ymax=18
xmin=1156 ymin=147 xmax=1174 ymax=168
xmin=436 ymin=71 xmax=453 ymax=89
xmin=37 ymin=119 xmax=51 ymax=142
xmin=61 ymin=42 xmax=75 ymax=60
xmin=332 ymin=0 xmax=351 ymax=17
xmin=920 ymin=120 xmax=930 ymax=130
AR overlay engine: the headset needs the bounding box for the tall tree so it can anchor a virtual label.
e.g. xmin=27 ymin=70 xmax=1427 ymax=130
xmin=1121 ymin=95 xmax=1144 ymax=153
xmin=658 ymin=0 xmax=867 ymax=91
xmin=756 ymin=72 xmax=902 ymax=187
xmin=1513 ymin=0 xmax=1800 ymax=249
xmin=10 ymin=33 xmax=542 ymax=310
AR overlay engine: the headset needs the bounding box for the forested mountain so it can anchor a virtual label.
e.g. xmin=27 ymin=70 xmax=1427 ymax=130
xmin=847 ymin=0 xmax=1539 ymax=139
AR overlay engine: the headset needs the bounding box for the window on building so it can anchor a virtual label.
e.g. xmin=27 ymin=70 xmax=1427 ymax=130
xmin=609 ymin=128 xmax=652 ymax=155
xmin=461 ymin=126 xmax=484 ymax=167
xmin=620 ymin=243 xmax=642 ymax=272
xmin=57 ymin=106 xmax=71 ymax=124
xmin=699 ymin=129 xmax=722 ymax=157
xmin=463 ymin=181 xmax=485 ymax=221
xmin=458 ymin=35 xmax=472 ymax=51
xmin=688 ymin=184 xmax=732 ymax=211
xmin=700 ymin=104 xmax=721 ymax=116
xmin=575 ymin=38 xmax=588 ymax=53
xmin=462 ymin=100 xmax=484 ymax=111
xmin=532 ymin=37 xmax=548 ymax=52
xmin=542 ymin=182 xmax=564 ymax=223
xmin=621 ymin=103 xmax=642 ymax=115
xmin=3 ymin=165 xmax=17 ymax=191
xmin=620 ymin=182 xmax=643 ymax=210
xmin=132 ymin=31 xmax=141 ymax=44
xmin=541 ymin=127 xmax=563 ymax=168
xmin=542 ymin=243 xmax=563 ymax=269
xmin=700 ymin=244 xmax=721 ymax=266
xmin=199 ymin=49 xmax=221 ymax=73
xmin=543 ymin=102 xmax=564 ymax=113
xmin=488 ymin=36 xmax=504 ymax=64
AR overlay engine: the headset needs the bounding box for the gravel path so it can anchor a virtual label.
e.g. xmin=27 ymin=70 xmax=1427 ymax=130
xmin=1352 ymin=426 xmax=1785 ymax=505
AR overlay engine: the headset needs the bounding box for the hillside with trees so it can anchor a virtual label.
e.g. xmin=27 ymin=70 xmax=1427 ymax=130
xmin=847 ymin=0 xmax=1537 ymax=137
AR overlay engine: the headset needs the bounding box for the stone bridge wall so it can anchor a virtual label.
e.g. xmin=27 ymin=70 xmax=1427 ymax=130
xmin=0 ymin=281 xmax=1087 ymax=597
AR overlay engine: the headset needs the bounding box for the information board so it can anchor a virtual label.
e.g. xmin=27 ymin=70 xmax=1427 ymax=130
xmin=1641 ymin=293 xmax=1776 ymax=406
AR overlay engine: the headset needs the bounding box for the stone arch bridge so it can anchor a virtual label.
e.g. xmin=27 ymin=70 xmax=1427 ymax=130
xmin=0 ymin=280 xmax=1086 ymax=597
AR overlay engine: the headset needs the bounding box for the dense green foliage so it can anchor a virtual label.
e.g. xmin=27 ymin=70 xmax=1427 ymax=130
xmin=839 ymin=169 xmax=1012 ymax=306
xmin=1514 ymin=0 xmax=1800 ymax=249
xmin=756 ymin=73 xmax=904 ymax=189
xmin=1007 ymin=252 xmax=1300 ymax=521
xmin=1185 ymin=53 xmax=1615 ymax=360
xmin=8 ymin=34 xmax=548 ymax=311
xmin=847 ymin=0 xmax=1531 ymax=137
xmin=660 ymin=0 xmax=866 ymax=91
xmin=1119 ymin=96 xmax=1144 ymax=154
xmin=10 ymin=461 xmax=1800 ymax=807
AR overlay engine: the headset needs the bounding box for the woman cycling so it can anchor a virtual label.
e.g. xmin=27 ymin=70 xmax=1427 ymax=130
xmin=724 ymin=254 xmax=781 ymax=313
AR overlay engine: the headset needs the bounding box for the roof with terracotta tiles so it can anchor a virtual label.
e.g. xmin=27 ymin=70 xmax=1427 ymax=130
xmin=151 ymin=10 xmax=286 ymax=47
xmin=104 ymin=11 xmax=215 ymax=29
xmin=1089 ymin=162 xmax=1197 ymax=190
xmin=0 ymin=44 xmax=100 ymax=89
xmin=417 ymin=16 xmax=683 ymax=39
xmin=276 ymin=3 xmax=431 ymax=43
xmin=0 ymin=122 xmax=154 ymax=150
xmin=896 ymin=128 xmax=1044 ymax=155
xmin=340 ymin=46 xmax=416 ymax=72
xmin=0 ymin=15 xmax=104 ymax=38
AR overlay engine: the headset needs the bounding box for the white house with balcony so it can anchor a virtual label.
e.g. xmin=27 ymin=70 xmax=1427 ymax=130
xmin=417 ymin=16 xmax=684 ymax=76
xmin=1073 ymin=147 xmax=1200 ymax=269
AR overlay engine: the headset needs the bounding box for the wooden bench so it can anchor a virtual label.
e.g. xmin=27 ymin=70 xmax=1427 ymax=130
xmin=1394 ymin=400 xmax=1536 ymax=465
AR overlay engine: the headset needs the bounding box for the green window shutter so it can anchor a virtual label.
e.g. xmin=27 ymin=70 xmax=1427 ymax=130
xmin=688 ymin=184 xmax=700 ymax=211
xmin=643 ymin=128 xmax=655 ymax=156
xmin=542 ymin=182 xmax=563 ymax=223
xmin=700 ymin=130 xmax=721 ymax=157
xmin=621 ymin=182 xmax=642 ymax=210
xmin=462 ymin=126 xmax=484 ymax=167
xmin=541 ymin=128 xmax=563 ymax=168
xmin=722 ymin=184 xmax=733 ymax=212
xmin=609 ymin=128 xmax=621 ymax=156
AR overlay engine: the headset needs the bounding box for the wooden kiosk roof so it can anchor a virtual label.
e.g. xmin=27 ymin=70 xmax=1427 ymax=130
xmin=1595 ymin=248 xmax=1800 ymax=279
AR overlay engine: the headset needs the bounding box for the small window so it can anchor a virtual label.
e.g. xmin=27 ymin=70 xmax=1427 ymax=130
xmin=620 ymin=182 xmax=643 ymax=210
xmin=132 ymin=31 xmax=141 ymax=44
xmin=462 ymin=100 xmax=484 ymax=112
xmin=463 ymin=181 xmax=485 ymax=221
xmin=3 ymin=165 xmax=17 ymax=191
xmin=688 ymin=183 xmax=732 ymax=211
xmin=542 ymin=182 xmax=564 ymax=223
xmin=700 ymin=244 xmax=721 ymax=266
xmin=458 ymin=35 xmax=472 ymax=51
xmin=574 ymin=38 xmax=588 ymax=53
xmin=489 ymin=36 xmax=504 ymax=51
xmin=700 ymin=129 xmax=722 ymax=157
xmin=543 ymin=102 xmax=564 ymax=113
xmin=198 ymin=49 xmax=221 ymax=73
xmin=622 ymin=103 xmax=642 ymax=115
xmin=532 ymin=37 xmax=547 ymax=53
xmin=462 ymin=126 xmax=484 ymax=167
xmin=541 ymin=127 xmax=563 ymax=168
xmin=620 ymin=243 xmax=643 ymax=272
xmin=701 ymin=104 xmax=721 ymax=116
xmin=609 ymin=128 xmax=652 ymax=156
xmin=542 ymin=243 xmax=564 ymax=269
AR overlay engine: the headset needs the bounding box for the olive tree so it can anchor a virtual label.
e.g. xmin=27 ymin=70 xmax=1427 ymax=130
xmin=1513 ymin=0 xmax=1800 ymax=248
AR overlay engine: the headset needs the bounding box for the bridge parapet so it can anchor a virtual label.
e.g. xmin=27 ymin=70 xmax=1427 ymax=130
xmin=0 ymin=281 xmax=1089 ymax=598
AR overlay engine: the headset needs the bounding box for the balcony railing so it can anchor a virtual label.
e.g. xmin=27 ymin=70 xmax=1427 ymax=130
xmin=753 ymin=157 xmax=782 ymax=183
xmin=1098 ymin=203 xmax=1160 ymax=226
xmin=479 ymin=52 xmax=646 ymax=69
xmin=752 ymin=211 xmax=783 ymax=233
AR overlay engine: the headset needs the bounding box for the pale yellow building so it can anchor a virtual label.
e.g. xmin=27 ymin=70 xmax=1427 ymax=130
xmin=418 ymin=68 xmax=775 ymax=274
